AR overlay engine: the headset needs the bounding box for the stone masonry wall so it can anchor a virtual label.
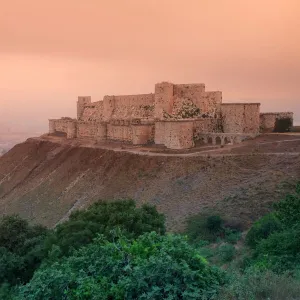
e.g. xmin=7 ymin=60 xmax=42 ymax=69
xmin=154 ymin=120 xmax=194 ymax=149
xmin=132 ymin=124 xmax=154 ymax=145
xmin=193 ymin=118 xmax=222 ymax=140
xmin=77 ymin=96 xmax=91 ymax=120
xmin=163 ymin=120 xmax=194 ymax=149
xmin=80 ymin=101 xmax=104 ymax=122
xmin=154 ymin=122 xmax=166 ymax=144
xmin=173 ymin=84 xmax=221 ymax=117
xmin=154 ymin=82 xmax=174 ymax=119
xmin=173 ymin=84 xmax=205 ymax=100
xmin=52 ymin=119 xmax=69 ymax=133
xmin=221 ymin=103 xmax=260 ymax=134
xmin=199 ymin=91 xmax=222 ymax=117
xmin=77 ymin=122 xmax=98 ymax=138
xmin=49 ymin=118 xmax=77 ymax=138
xmin=107 ymin=124 xmax=133 ymax=142
xmin=260 ymin=112 xmax=294 ymax=132
xmin=112 ymin=94 xmax=154 ymax=119
xmin=103 ymin=96 xmax=115 ymax=122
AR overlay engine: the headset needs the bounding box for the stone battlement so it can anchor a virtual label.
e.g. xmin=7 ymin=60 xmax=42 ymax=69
xmin=48 ymin=82 xmax=293 ymax=149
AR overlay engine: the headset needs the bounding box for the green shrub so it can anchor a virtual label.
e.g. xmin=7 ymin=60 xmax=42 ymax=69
xmin=217 ymin=244 xmax=236 ymax=263
xmin=185 ymin=214 xmax=225 ymax=243
xmin=225 ymin=229 xmax=241 ymax=245
xmin=206 ymin=216 xmax=223 ymax=232
xmin=17 ymin=232 xmax=225 ymax=300
xmin=0 ymin=215 xmax=49 ymax=285
xmin=253 ymin=226 xmax=300 ymax=273
xmin=274 ymin=183 xmax=300 ymax=228
xmin=45 ymin=199 xmax=166 ymax=256
xmin=0 ymin=283 xmax=16 ymax=300
xmin=217 ymin=268 xmax=300 ymax=300
xmin=246 ymin=213 xmax=282 ymax=248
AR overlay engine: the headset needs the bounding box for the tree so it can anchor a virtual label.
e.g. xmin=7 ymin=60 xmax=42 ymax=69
xmin=245 ymin=213 xmax=282 ymax=248
xmin=45 ymin=199 xmax=166 ymax=257
xmin=0 ymin=215 xmax=49 ymax=285
xmin=18 ymin=232 xmax=224 ymax=300
xmin=274 ymin=183 xmax=300 ymax=228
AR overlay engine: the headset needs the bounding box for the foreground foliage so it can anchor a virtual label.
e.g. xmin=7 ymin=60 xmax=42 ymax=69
xmin=0 ymin=215 xmax=49 ymax=286
xmin=248 ymin=183 xmax=300 ymax=273
xmin=1 ymin=183 xmax=300 ymax=299
xmin=217 ymin=268 xmax=300 ymax=300
xmin=17 ymin=233 xmax=224 ymax=300
xmin=45 ymin=199 xmax=166 ymax=257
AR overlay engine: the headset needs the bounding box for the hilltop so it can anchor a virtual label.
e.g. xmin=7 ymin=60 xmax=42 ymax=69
xmin=0 ymin=133 xmax=299 ymax=231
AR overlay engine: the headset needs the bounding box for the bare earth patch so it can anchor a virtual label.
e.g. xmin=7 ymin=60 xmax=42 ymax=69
xmin=0 ymin=133 xmax=299 ymax=231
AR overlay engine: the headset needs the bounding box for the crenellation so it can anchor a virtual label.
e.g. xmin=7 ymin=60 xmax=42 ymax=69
xmin=48 ymin=82 xmax=293 ymax=150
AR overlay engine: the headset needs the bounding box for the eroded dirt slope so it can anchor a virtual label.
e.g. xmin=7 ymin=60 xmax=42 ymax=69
xmin=0 ymin=137 xmax=299 ymax=231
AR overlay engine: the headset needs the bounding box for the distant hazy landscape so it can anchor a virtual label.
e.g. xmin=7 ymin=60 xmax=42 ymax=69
xmin=0 ymin=124 xmax=42 ymax=155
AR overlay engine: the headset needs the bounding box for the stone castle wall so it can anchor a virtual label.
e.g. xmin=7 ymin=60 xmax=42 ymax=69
xmin=260 ymin=112 xmax=294 ymax=132
xmin=77 ymin=96 xmax=91 ymax=120
xmin=154 ymin=83 xmax=222 ymax=120
xmin=107 ymin=122 xmax=133 ymax=142
xmin=80 ymin=101 xmax=104 ymax=122
xmin=221 ymin=103 xmax=260 ymax=134
xmin=48 ymin=81 xmax=286 ymax=150
xmin=155 ymin=120 xmax=194 ymax=149
xmin=154 ymin=82 xmax=174 ymax=119
xmin=49 ymin=118 xmax=77 ymax=139
xmin=77 ymin=122 xmax=98 ymax=138
xmin=173 ymin=84 xmax=222 ymax=117
xmin=193 ymin=118 xmax=222 ymax=140
xmin=112 ymin=94 xmax=155 ymax=119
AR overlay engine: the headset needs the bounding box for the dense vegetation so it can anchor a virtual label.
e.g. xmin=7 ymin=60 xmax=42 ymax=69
xmin=0 ymin=184 xmax=300 ymax=299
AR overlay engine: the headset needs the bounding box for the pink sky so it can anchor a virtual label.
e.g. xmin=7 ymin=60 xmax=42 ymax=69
xmin=0 ymin=0 xmax=299 ymax=133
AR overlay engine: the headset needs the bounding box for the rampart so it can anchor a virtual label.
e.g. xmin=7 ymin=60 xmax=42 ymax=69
xmin=48 ymin=82 xmax=291 ymax=150
xmin=154 ymin=120 xmax=194 ymax=149
xmin=260 ymin=112 xmax=294 ymax=132
xmin=49 ymin=118 xmax=77 ymax=139
xmin=221 ymin=103 xmax=260 ymax=134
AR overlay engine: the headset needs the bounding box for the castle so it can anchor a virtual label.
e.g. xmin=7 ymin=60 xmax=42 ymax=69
xmin=49 ymin=82 xmax=293 ymax=149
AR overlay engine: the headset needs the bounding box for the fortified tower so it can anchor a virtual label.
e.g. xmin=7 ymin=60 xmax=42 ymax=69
xmin=77 ymin=96 xmax=91 ymax=120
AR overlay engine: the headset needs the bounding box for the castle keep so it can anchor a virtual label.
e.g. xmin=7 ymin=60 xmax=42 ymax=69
xmin=49 ymin=82 xmax=293 ymax=149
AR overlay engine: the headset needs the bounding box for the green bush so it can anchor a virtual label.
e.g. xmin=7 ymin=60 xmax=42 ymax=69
xmin=185 ymin=214 xmax=225 ymax=243
xmin=217 ymin=268 xmax=300 ymax=300
xmin=217 ymin=244 xmax=236 ymax=263
xmin=0 ymin=215 xmax=49 ymax=285
xmin=245 ymin=213 xmax=282 ymax=248
xmin=186 ymin=214 xmax=243 ymax=245
xmin=225 ymin=229 xmax=241 ymax=245
xmin=0 ymin=283 xmax=16 ymax=300
xmin=253 ymin=226 xmax=300 ymax=273
xmin=17 ymin=232 xmax=225 ymax=300
xmin=274 ymin=183 xmax=300 ymax=228
xmin=206 ymin=216 xmax=223 ymax=232
xmin=45 ymin=199 xmax=166 ymax=256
